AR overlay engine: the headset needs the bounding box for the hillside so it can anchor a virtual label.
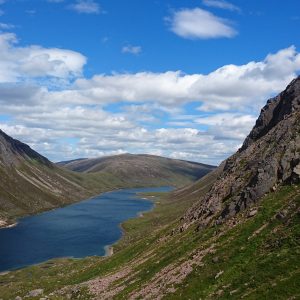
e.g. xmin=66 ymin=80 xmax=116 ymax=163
xmin=0 ymin=129 xmax=93 ymax=227
xmin=58 ymin=154 xmax=215 ymax=186
xmin=0 ymin=132 xmax=212 ymax=228
xmin=0 ymin=78 xmax=299 ymax=300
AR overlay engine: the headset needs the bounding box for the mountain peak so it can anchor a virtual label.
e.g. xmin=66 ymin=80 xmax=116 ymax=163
xmin=241 ymin=75 xmax=300 ymax=151
xmin=181 ymin=77 xmax=300 ymax=230
xmin=0 ymin=129 xmax=52 ymax=167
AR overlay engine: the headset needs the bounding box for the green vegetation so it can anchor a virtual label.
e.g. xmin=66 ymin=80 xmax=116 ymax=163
xmin=0 ymin=182 xmax=299 ymax=299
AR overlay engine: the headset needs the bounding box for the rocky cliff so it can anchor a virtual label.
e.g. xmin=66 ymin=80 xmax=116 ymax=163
xmin=182 ymin=76 xmax=300 ymax=229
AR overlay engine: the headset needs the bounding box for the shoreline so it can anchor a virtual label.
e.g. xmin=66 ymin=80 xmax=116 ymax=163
xmin=0 ymin=220 xmax=17 ymax=229
xmin=0 ymin=186 xmax=172 ymax=272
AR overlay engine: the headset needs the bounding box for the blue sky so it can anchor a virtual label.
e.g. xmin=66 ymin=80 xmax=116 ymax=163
xmin=0 ymin=0 xmax=300 ymax=164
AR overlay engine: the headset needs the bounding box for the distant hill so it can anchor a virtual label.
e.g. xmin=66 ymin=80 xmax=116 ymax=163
xmin=58 ymin=154 xmax=215 ymax=186
xmin=0 ymin=132 xmax=214 ymax=227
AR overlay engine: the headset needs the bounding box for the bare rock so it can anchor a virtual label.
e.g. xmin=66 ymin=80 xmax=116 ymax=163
xmin=212 ymin=256 xmax=219 ymax=263
xmin=276 ymin=209 xmax=288 ymax=220
xmin=248 ymin=209 xmax=258 ymax=218
xmin=27 ymin=289 xmax=44 ymax=297
xmin=181 ymin=76 xmax=300 ymax=228
xmin=215 ymin=270 xmax=224 ymax=279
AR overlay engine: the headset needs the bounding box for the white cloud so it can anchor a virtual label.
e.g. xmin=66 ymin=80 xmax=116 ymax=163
xmin=195 ymin=113 xmax=256 ymax=140
xmin=69 ymin=0 xmax=100 ymax=14
xmin=1 ymin=33 xmax=300 ymax=164
xmin=167 ymin=7 xmax=237 ymax=39
xmin=0 ymin=32 xmax=87 ymax=82
xmin=0 ymin=23 xmax=14 ymax=30
xmin=64 ymin=46 xmax=300 ymax=113
xmin=122 ymin=45 xmax=142 ymax=55
xmin=202 ymin=0 xmax=241 ymax=12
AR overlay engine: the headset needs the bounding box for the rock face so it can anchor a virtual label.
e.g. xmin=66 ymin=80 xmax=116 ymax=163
xmin=241 ymin=77 xmax=300 ymax=151
xmin=182 ymin=76 xmax=300 ymax=228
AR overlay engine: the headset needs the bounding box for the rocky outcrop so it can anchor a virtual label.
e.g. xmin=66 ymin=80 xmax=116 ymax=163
xmin=241 ymin=77 xmax=300 ymax=151
xmin=182 ymin=76 xmax=300 ymax=228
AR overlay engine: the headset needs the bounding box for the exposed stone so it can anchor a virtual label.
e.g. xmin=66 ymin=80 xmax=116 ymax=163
xmin=181 ymin=76 xmax=300 ymax=229
xmin=293 ymin=164 xmax=300 ymax=176
xmin=27 ymin=289 xmax=44 ymax=297
xmin=248 ymin=209 xmax=258 ymax=218
xmin=215 ymin=270 xmax=224 ymax=279
xmin=15 ymin=297 xmax=22 ymax=300
xmin=212 ymin=256 xmax=219 ymax=263
xmin=276 ymin=209 xmax=288 ymax=220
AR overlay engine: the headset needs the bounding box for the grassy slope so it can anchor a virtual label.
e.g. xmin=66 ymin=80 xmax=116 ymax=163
xmin=0 ymin=181 xmax=299 ymax=299
xmin=58 ymin=154 xmax=215 ymax=186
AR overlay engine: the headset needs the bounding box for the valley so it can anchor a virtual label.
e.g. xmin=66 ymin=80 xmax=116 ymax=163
xmin=0 ymin=130 xmax=213 ymax=228
xmin=0 ymin=77 xmax=299 ymax=299
xmin=1 ymin=1 xmax=300 ymax=298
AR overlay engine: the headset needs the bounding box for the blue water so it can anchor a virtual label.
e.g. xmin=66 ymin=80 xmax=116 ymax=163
xmin=0 ymin=186 xmax=173 ymax=272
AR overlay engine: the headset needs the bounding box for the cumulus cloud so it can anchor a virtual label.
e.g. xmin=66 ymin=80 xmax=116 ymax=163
xmin=122 ymin=45 xmax=142 ymax=55
xmin=69 ymin=0 xmax=100 ymax=14
xmin=202 ymin=0 xmax=241 ymax=12
xmin=64 ymin=46 xmax=300 ymax=113
xmin=1 ymin=33 xmax=300 ymax=164
xmin=167 ymin=7 xmax=237 ymax=39
xmin=0 ymin=32 xmax=87 ymax=82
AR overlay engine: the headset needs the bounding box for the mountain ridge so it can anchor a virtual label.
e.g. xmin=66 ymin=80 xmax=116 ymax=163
xmin=58 ymin=153 xmax=215 ymax=184
xmin=180 ymin=76 xmax=300 ymax=230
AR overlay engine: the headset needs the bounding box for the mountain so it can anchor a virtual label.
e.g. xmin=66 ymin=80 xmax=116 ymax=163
xmin=58 ymin=154 xmax=215 ymax=186
xmin=0 ymin=132 xmax=213 ymax=227
xmin=180 ymin=76 xmax=300 ymax=230
xmin=0 ymin=130 xmax=92 ymax=226
xmin=1 ymin=78 xmax=300 ymax=299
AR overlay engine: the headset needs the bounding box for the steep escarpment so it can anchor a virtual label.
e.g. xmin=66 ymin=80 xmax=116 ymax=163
xmin=241 ymin=77 xmax=300 ymax=151
xmin=182 ymin=76 xmax=300 ymax=229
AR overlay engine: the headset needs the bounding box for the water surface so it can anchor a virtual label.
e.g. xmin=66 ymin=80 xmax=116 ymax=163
xmin=0 ymin=186 xmax=173 ymax=272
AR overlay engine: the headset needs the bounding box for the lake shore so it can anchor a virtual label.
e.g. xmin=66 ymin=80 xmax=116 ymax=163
xmin=0 ymin=186 xmax=172 ymax=272
xmin=0 ymin=219 xmax=17 ymax=229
